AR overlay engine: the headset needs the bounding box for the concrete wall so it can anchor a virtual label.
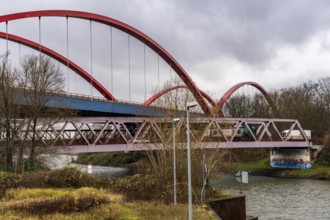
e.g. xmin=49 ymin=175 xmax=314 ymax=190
xmin=208 ymin=196 xmax=246 ymax=220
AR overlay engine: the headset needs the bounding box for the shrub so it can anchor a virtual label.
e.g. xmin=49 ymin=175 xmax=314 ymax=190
xmin=0 ymin=168 xmax=113 ymax=198
xmin=0 ymin=171 xmax=45 ymax=197
xmin=317 ymin=132 xmax=330 ymax=166
xmin=43 ymin=167 xmax=92 ymax=188
xmin=7 ymin=194 xmax=109 ymax=214
xmin=112 ymin=174 xmax=188 ymax=204
xmin=43 ymin=167 xmax=114 ymax=189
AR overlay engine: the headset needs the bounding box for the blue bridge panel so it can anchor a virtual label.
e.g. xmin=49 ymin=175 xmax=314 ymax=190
xmin=46 ymin=94 xmax=179 ymax=117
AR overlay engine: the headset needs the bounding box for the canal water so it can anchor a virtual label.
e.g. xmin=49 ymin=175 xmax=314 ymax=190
xmin=211 ymin=175 xmax=330 ymax=220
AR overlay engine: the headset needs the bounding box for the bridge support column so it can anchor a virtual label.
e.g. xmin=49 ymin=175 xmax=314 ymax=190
xmin=270 ymin=148 xmax=312 ymax=169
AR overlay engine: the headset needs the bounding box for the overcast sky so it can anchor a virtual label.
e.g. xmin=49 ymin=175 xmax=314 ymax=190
xmin=1 ymin=0 xmax=330 ymax=102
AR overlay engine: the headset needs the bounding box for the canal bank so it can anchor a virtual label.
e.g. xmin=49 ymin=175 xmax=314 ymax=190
xmin=233 ymin=158 xmax=330 ymax=180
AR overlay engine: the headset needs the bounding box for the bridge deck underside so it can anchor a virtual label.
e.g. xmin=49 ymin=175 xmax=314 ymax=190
xmin=59 ymin=141 xmax=310 ymax=154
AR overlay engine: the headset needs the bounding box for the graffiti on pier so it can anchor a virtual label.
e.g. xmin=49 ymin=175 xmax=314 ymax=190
xmin=271 ymin=158 xmax=311 ymax=169
xmin=270 ymin=148 xmax=312 ymax=169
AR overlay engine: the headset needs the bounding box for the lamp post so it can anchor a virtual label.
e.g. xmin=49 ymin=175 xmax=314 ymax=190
xmin=172 ymin=117 xmax=180 ymax=206
xmin=186 ymin=101 xmax=197 ymax=220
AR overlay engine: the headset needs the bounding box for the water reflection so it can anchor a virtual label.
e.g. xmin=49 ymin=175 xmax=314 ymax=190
xmin=45 ymin=154 xmax=130 ymax=178
xmin=211 ymin=175 xmax=330 ymax=220
xmin=72 ymin=163 xmax=130 ymax=178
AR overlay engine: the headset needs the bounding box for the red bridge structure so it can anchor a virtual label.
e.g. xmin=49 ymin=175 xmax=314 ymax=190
xmin=0 ymin=10 xmax=313 ymax=168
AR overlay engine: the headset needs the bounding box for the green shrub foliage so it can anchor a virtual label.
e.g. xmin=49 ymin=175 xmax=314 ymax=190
xmin=8 ymin=194 xmax=109 ymax=214
xmin=0 ymin=168 xmax=113 ymax=198
xmin=44 ymin=168 xmax=92 ymax=188
xmin=317 ymin=133 xmax=330 ymax=166
xmin=112 ymin=174 xmax=187 ymax=204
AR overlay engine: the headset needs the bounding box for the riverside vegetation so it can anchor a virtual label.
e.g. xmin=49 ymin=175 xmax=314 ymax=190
xmin=0 ymin=168 xmax=217 ymax=219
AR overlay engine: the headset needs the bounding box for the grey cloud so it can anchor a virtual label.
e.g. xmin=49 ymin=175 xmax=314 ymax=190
xmin=2 ymin=0 xmax=330 ymax=100
xmin=149 ymin=0 xmax=330 ymax=67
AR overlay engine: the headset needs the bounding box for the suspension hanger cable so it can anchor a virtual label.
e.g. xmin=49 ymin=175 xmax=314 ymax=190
xmin=110 ymin=26 xmax=113 ymax=96
xmin=5 ymin=21 xmax=8 ymax=55
xmin=144 ymin=43 xmax=147 ymax=101
xmin=90 ymin=19 xmax=93 ymax=98
xmin=38 ymin=16 xmax=42 ymax=73
xmin=158 ymin=51 xmax=160 ymax=89
xmin=19 ymin=42 xmax=21 ymax=65
xmin=128 ymin=34 xmax=131 ymax=101
xmin=170 ymin=63 xmax=172 ymax=81
xmin=66 ymin=16 xmax=70 ymax=93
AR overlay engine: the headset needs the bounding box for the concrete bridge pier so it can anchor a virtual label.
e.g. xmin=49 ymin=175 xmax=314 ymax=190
xmin=270 ymin=148 xmax=312 ymax=169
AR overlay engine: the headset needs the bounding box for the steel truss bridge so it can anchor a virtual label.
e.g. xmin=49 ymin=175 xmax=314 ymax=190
xmin=2 ymin=117 xmax=310 ymax=154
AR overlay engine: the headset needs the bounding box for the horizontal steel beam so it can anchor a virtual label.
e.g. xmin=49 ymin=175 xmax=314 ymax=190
xmin=57 ymin=141 xmax=311 ymax=154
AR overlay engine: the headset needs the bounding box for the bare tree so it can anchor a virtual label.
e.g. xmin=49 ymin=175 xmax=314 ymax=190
xmin=18 ymin=54 xmax=65 ymax=170
xmin=0 ymin=53 xmax=20 ymax=171
xmin=138 ymin=77 xmax=231 ymax=204
xmin=223 ymin=94 xmax=253 ymax=117
xmin=151 ymin=76 xmax=204 ymax=113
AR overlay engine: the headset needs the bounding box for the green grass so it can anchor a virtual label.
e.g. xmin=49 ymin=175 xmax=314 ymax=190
xmin=233 ymin=157 xmax=330 ymax=179
xmin=0 ymin=188 xmax=217 ymax=220
xmin=282 ymin=164 xmax=330 ymax=179
xmin=76 ymin=152 xmax=146 ymax=166
xmin=234 ymin=157 xmax=274 ymax=172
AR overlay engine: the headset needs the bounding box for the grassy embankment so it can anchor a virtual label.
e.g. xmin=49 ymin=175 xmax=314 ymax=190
xmin=0 ymin=168 xmax=218 ymax=219
xmin=234 ymin=157 xmax=330 ymax=180
xmin=0 ymin=187 xmax=216 ymax=220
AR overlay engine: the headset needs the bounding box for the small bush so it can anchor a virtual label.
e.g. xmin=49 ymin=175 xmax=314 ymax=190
xmin=7 ymin=194 xmax=109 ymax=214
xmin=0 ymin=168 xmax=113 ymax=198
xmin=44 ymin=167 xmax=92 ymax=188
xmin=4 ymin=188 xmax=63 ymax=202
xmin=112 ymin=174 xmax=187 ymax=204
xmin=317 ymin=133 xmax=330 ymax=166
xmin=0 ymin=171 xmax=45 ymax=197
xmin=44 ymin=167 xmax=114 ymax=189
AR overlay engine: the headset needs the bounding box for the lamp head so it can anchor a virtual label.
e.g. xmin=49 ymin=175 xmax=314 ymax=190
xmin=186 ymin=101 xmax=198 ymax=110
xmin=173 ymin=118 xmax=180 ymax=122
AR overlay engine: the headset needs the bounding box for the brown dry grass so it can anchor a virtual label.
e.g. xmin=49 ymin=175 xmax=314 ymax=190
xmin=0 ymin=187 xmax=217 ymax=220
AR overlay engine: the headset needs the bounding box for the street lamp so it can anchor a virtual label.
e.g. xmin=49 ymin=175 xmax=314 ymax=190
xmin=186 ymin=101 xmax=197 ymax=220
xmin=172 ymin=117 xmax=180 ymax=206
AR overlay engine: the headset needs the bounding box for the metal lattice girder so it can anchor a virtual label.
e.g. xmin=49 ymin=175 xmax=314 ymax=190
xmin=0 ymin=117 xmax=311 ymax=153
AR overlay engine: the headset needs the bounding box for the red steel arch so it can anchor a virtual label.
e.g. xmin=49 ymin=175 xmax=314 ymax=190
xmin=0 ymin=32 xmax=116 ymax=101
xmin=0 ymin=10 xmax=210 ymax=114
xmin=144 ymin=85 xmax=216 ymax=107
xmin=212 ymin=81 xmax=277 ymax=116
